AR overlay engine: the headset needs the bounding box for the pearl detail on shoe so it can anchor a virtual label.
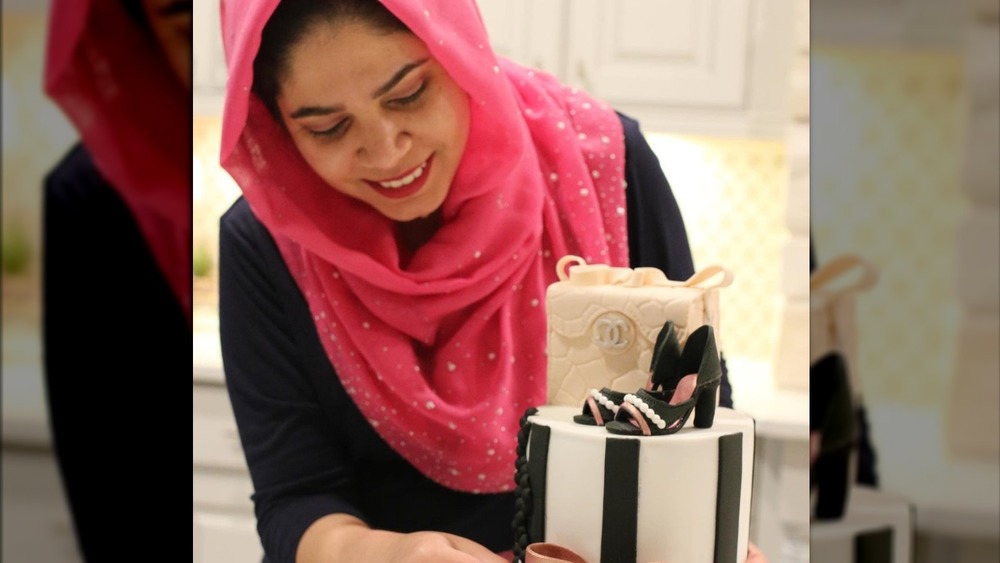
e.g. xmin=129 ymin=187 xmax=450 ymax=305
xmin=589 ymin=389 xmax=619 ymax=414
xmin=624 ymin=394 xmax=666 ymax=430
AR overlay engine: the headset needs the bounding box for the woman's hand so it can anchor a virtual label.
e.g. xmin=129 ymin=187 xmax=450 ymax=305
xmin=297 ymin=514 xmax=507 ymax=563
xmin=388 ymin=531 xmax=509 ymax=562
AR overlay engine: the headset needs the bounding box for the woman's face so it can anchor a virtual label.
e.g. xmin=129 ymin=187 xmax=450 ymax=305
xmin=276 ymin=20 xmax=471 ymax=222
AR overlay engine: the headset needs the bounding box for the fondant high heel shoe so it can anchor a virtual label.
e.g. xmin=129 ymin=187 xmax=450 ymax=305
xmin=605 ymin=325 xmax=721 ymax=436
xmin=573 ymin=322 xmax=681 ymax=426
xmin=648 ymin=321 xmax=681 ymax=392
xmin=810 ymin=351 xmax=857 ymax=520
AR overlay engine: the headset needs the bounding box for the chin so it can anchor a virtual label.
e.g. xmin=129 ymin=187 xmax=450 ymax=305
xmin=391 ymin=207 xmax=436 ymax=223
xmin=387 ymin=197 xmax=446 ymax=223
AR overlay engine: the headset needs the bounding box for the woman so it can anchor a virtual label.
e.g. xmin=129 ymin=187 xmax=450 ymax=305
xmin=42 ymin=0 xmax=191 ymax=560
xmin=218 ymin=1 xmax=747 ymax=561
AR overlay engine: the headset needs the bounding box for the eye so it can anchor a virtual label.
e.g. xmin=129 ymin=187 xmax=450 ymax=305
xmin=389 ymin=80 xmax=429 ymax=108
xmin=308 ymin=117 xmax=350 ymax=139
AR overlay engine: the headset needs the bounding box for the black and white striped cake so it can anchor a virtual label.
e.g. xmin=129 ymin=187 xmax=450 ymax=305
xmin=513 ymin=405 xmax=755 ymax=563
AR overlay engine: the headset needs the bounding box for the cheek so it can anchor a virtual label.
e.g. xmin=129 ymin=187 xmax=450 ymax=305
xmin=298 ymin=144 xmax=356 ymax=191
xmin=438 ymin=90 xmax=471 ymax=155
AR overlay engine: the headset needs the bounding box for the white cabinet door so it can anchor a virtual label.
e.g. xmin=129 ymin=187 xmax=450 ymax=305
xmin=475 ymin=0 xmax=565 ymax=77
xmin=475 ymin=0 xmax=793 ymax=138
xmin=566 ymin=0 xmax=751 ymax=109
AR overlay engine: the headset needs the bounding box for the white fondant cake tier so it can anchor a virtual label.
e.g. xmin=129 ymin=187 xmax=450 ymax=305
xmin=514 ymin=406 xmax=755 ymax=563
xmin=810 ymin=486 xmax=914 ymax=563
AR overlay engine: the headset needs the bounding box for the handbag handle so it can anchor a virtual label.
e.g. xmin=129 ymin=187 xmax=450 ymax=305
xmin=555 ymin=255 xmax=733 ymax=289
xmin=810 ymin=254 xmax=878 ymax=299
xmin=680 ymin=263 xmax=734 ymax=289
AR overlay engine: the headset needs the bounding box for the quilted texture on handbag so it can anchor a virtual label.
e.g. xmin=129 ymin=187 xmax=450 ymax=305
xmin=545 ymin=255 xmax=733 ymax=406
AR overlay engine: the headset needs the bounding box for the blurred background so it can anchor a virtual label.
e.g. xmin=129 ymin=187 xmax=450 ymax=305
xmin=810 ymin=0 xmax=999 ymax=561
xmin=2 ymin=0 xmax=84 ymax=561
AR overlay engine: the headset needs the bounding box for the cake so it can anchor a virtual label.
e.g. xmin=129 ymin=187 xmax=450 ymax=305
xmin=512 ymin=405 xmax=756 ymax=563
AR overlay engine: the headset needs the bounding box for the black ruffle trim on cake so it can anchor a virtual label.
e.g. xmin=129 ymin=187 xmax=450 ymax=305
xmin=512 ymin=407 xmax=538 ymax=563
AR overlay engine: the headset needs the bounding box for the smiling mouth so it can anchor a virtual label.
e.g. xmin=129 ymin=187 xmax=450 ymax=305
xmin=376 ymin=160 xmax=428 ymax=189
xmin=364 ymin=155 xmax=434 ymax=200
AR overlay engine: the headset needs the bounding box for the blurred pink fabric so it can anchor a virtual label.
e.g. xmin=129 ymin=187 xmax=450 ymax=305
xmin=218 ymin=0 xmax=628 ymax=492
xmin=45 ymin=0 xmax=192 ymax=321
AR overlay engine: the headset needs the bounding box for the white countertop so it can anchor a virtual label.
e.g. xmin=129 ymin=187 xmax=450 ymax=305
xmin=726 ymin=357 xmax=810 ymax=441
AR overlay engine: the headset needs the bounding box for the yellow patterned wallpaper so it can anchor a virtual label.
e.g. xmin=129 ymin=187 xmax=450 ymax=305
xmin=646 ymin=134 xmax=789 ymax=369
xmin=811 ymin=47 xmax=965 ymax=408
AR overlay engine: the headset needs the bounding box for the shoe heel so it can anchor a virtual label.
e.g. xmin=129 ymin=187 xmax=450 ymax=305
xmin=813 ymin=444 xmax=851 ymax=520
xmin=693 ymin=381 xmax=719 ymax=428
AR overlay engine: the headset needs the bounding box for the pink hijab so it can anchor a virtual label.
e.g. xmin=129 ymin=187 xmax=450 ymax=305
xmin=44 ymin=0 xmax=192 ymax=322
xmin=220 ymin=0 xmax=628 ymax=492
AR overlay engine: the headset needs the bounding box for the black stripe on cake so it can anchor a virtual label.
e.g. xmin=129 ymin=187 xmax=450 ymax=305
xmin=854 ymin=527 xmax=893 ymax=563
xmin=715 ymin=432 xmax=743 ymax=563
xmin=527 ymin=423 xmax=551 ymax=545
xmin=602 ymin=437 xmax=640 ymax=563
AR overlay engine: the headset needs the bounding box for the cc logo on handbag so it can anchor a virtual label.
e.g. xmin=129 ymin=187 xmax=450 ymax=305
xmin=592 ymin=312 xmax=634 ymax=352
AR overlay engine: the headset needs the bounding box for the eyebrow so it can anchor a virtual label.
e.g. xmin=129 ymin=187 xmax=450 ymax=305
xmin=289 ymin=58 xmax=430 ymax=120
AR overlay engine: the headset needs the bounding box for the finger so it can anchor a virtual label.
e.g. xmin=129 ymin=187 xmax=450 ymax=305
xmin=443 ymin=534 xmax=509 ymax=563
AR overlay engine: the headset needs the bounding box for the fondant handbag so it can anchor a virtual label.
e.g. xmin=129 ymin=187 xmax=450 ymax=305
xmin=545 ymin=255 xmax=733 ymax=407
xmin=810 ymin=254 xmax=878 ymax=398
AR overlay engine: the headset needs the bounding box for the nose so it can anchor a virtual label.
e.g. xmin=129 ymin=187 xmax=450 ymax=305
xmin=356 ymin=116 xmax=411 ymax=170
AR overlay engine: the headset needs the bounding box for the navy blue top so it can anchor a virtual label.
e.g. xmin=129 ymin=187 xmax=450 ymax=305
xmin=219 ymin=113 xmax=734 ymax=563
xmin=42 ymin=144 xmax=190 ymax=561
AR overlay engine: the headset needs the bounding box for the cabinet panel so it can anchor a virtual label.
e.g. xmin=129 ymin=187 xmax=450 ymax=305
xmin=476 ymin=0 xmax=565 ymax=76
xmin=567 ymin=0 xmax=751 ymax=108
